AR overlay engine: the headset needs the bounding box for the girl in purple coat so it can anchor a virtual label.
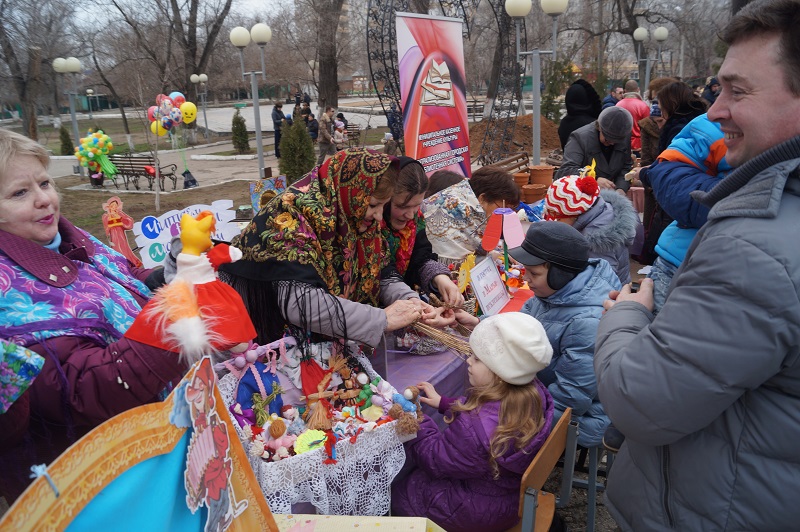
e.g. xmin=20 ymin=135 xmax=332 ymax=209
xmin=392 ymin=312 xmax=555 ymax=532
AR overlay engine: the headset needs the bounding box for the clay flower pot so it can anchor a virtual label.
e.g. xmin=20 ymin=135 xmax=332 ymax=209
xmin=529 ymin=165 xmax=555 ymax=186
xmin=513 ymin=171 xmax=530 ymax=187
xmin=522 ymin=183 xmax=548 ymax=204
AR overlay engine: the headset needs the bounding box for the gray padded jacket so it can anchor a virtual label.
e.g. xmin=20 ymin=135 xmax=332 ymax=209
xmin=594 ymin=136 xmax=800 ymax=530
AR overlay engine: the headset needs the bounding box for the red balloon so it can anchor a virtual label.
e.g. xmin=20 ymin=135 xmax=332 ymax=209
xmin=155 ymin=93 xmax=168 ymax=105
xmin=147 ymin=105 xmax=159 ymax=122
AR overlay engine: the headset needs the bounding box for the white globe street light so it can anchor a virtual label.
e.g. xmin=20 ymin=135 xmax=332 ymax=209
xmin=635 ymin=26 xmax=670 ymax=98
xmin=229 ymin=24 xmax=273 ymax=179
xmin=191 ymin=73 xmax=210 ymax=140
xmin=52 ymin=57 xmax=83 ymax=176
xmin=86 ymin=88 xmax=94 ymax=119
xmin=505 ymin=0 xmax=569 ymax=165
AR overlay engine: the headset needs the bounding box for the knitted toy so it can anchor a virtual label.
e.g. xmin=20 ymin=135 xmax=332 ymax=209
xmin=125 ymin=211 xmax=257 ymax=364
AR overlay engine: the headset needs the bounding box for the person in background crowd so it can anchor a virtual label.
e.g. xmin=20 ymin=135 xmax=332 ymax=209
xmin=306 ymin=113 xmax=319 ymax=142
xmin=558 ymin=79 xmax=603 ymax=150
xmin=0 ymin=128 xmax=188 ymax=503
xmin=602 ymin=86 xmax=624 ymax=110
xmin=701 ymin=76 xmax=721 ymax=106
xmin=335 ymin=112 xmax=348 ymax=132
xmin=392 ymin=312 xmax=554 ymax=532
xmin=300 ymin=102 xmax=311 ymax=122
xmin=615 ymin=80 xmax=650 ymax=157
xmin=556 ymin=106 xmax=634 ymax=193
xmin=594 ymin=1 xmax=800 ymax=528
xmin=316 ymin=106 xmax=336 ymax=165
xmin=272 ymin=102 xmax=284 ymax=160
xmin=424 ymin=169 xmax=464 ymax=198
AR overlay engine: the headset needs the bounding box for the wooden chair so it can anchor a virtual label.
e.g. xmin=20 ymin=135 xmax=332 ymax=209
xmin=507 ymin=408 xmax=579 ymax=532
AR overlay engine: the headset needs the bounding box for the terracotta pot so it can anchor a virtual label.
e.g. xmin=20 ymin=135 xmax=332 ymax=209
xmin=522 ymin=183 xmax=548 ymax=204
xmin=513 ymin=171 xmax=530 ymax=188
xmin=529 ymin=165 xmax=555 ymax=186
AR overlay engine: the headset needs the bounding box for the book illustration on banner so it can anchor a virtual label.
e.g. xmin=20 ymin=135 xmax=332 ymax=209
xmin=0 ymin=355 xmax=277 ymax=531
xmin=420 ymin=59 xmax=454 ymax=107
xmin=184 ymin=360 xmax=248 ymax=530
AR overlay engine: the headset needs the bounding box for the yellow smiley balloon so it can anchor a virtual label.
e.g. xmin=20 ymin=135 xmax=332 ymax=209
xmin=180 ymin=101 xmax=198 ymax=124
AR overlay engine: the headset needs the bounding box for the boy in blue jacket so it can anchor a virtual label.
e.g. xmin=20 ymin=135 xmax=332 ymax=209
xmin=642 ymin=113 xmax=733 ymax=312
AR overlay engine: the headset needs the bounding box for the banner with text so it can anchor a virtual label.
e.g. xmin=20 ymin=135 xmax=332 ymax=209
xmin=396 ymin=12 xmax=471 ymax=177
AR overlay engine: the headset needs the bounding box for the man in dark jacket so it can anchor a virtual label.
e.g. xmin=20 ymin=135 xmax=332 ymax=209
xmin=595 ymin=1 xmax=800 ymax=529
xmin=701 ymin=76 xmax=720 ymax=106
xmin=271 ymin=102 xmax=284 ymax=159
xmin=601 ymin=86 xmax=623 ymax=110
xmin=556 ymin=106 xmax=634 ymax=192
xmin=306 ymin=113 xmax=319 ymax=141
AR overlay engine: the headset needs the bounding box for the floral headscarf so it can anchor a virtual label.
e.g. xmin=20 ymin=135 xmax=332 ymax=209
xmin=232 ymin=148 xmax=396 ymax=305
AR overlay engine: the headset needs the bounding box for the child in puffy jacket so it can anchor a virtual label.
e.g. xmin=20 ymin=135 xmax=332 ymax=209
xmin=391 ymin=312 xmax=554 ymax=532
xmin=641 ymin=113 xmax=732 ymax=312
xmin=544 ymin=175 xmax=639 ymax=285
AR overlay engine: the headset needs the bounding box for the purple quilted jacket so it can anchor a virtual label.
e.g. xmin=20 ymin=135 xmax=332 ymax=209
xmin=392 ymin=380 xmax=554 ymax=532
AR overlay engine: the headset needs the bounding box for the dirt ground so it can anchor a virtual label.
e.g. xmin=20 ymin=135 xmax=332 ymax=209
xmin=469 ymin=113 xmax=562 ymax=160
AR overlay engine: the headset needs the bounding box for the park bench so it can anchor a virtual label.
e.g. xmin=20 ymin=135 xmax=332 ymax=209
xmin=108 ymin=154 xmax=178 ymax=191
xmin=346 ymin=123 xmax=362 ymax=147
xmin=482 ymin=151 xmax=530 ymax=175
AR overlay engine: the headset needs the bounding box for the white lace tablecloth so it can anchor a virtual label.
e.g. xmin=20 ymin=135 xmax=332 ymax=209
xmin=218 ymin=351 xmax=407 ymax=516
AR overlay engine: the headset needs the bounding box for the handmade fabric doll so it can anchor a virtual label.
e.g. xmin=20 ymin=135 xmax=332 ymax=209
xmin=125 ymin=211 xmax=257 ymax=363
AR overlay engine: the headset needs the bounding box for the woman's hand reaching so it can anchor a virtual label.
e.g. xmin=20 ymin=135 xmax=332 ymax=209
xmin=417 ymin=381 xmax=441 ymax=409
xmin=433 ymin=274 xmax=464 ymax=308
xmin=384 ymin=299 xmax=426 ymax=331
xmin=452 ymin=308 xmax=480 ymax=330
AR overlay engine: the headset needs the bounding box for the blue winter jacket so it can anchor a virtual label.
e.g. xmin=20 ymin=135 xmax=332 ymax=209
xmin=647 ymin=114 xmax=733 ymax=266
xmin=520 ymin=258 xmax=621 ymax=447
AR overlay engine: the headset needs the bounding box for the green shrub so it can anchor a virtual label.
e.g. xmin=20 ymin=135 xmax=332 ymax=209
xmin=279 ymin=119 xmax=316 ymax=184
xmin=231 ymin=110 xmax=250 ymax=154
xmin=59 ymin=125 xmax=73 ymax=155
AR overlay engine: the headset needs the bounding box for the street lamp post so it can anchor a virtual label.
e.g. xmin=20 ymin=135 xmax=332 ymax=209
xmin=506 ymin=0 xmax=569 ymax=166
xmin=86 ymin=88 xmax=94 ymax=120
xmin=190 ymin=73 xmax=210 ymax=140
xmin=634 ymin=26 xmax=669 ymax=100
xmin=53 ymin=56 xmax=84 ymax=177
xmin=230 ymin=24 xmax=272 ymax=179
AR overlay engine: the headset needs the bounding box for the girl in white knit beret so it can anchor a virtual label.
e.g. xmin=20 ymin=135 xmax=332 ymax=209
xmin=392 ymin=312 xmax=555 ymax=532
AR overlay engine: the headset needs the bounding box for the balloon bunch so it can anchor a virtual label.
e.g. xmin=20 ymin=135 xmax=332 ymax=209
xmin=74 ymin=129 xmax=117 ymax=176
xmin=147 ymin=92 xmax=198 ymax=136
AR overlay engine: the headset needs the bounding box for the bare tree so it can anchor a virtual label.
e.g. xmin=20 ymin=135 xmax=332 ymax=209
xmin=0 ymin=0 xmax=75 ymax=140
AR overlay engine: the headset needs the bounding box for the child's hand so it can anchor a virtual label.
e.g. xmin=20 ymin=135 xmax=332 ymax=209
xmin=453 ymin=308 xmax=480 ymax=329
xmin=417 ymin=381 xmax=441 ymax=409
xmin=420 ymin=307 xmax=455 ymax=328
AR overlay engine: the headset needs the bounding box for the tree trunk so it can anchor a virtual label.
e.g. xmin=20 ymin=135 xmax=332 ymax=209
xmin=486 ymin=34 xmax=503 ymax=102
xmin=317 ymin=0 xmax=345 ymax=109
xmin=409 ymin=0 xmax=429 ymax=14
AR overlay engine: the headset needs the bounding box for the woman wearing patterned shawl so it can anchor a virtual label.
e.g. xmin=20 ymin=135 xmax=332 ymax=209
xmin=0 ymin=129 xmax=187 ymax=503
xmin=222 ymin=148 xmax=439 ymax=348
xmin=382 ymin=157 xmax=463 ymax=307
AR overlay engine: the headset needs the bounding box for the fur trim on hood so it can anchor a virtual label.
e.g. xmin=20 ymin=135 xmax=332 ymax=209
xmin=576 ymin=190 xmax=639 ymax=253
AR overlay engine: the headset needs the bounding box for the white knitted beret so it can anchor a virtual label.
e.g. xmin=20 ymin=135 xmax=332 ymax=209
xmin=545 ymin=175 xmax=600 ymax=219
xmin=469 ymin=313 xmax=553 ymax=385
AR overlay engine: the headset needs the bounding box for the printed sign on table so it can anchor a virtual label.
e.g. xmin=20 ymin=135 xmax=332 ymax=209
xmin=470 ymin=256 xmax=510 ymax=316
